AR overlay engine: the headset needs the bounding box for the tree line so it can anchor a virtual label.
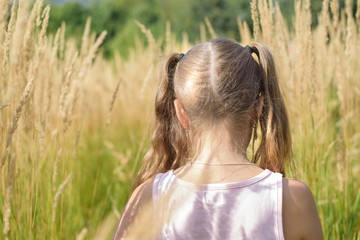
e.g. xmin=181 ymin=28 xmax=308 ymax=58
xmin=47 ymin=0 xmax=347 ymax=58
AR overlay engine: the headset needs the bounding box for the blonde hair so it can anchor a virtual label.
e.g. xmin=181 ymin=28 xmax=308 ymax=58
xmin=134 ymin=38 xmax=293 ymax=187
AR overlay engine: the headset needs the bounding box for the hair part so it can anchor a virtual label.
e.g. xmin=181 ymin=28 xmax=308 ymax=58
xmin=134 ymin=38 xmax=294 ymax=188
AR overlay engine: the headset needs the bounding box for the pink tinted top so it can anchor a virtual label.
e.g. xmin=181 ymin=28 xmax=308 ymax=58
xmin=152 ymin=169 xmax=284 ymax=240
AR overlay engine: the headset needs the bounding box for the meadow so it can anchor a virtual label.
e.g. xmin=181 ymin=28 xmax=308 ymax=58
xmin=0 ymin=0 xmax=359 ymax=239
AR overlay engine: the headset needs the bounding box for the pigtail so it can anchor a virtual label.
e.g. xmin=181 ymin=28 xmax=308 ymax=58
xmin=133 ymin=53 xmax=189 ymax=188
xmin=249 ymin=42 xmax=293 ymax=176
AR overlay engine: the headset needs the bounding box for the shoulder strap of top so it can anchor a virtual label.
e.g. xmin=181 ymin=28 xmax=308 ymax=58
xmin=152 ymin=172 xmax=164 ymax=207
xmin=275 ymin=172 xmax=285 ymax=240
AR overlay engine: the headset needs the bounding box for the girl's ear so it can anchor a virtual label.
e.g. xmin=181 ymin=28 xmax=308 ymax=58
xmin=174 ymin=99 xmax=189 ymax=129
xmin=256 ymin=95 xmax=264 ymax=120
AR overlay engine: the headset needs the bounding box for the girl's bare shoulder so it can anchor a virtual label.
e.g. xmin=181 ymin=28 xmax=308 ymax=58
xmin=282 ymin=178 xmax=324 ymax=240
xmin=113 ymin=179 xmax=153 ymax=239
xmin=283 ymin=178 xmax=314 ymax=203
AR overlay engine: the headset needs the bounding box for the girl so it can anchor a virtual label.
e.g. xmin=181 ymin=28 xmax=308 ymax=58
xmin=113 ymin=38 xmax=323 ymax=239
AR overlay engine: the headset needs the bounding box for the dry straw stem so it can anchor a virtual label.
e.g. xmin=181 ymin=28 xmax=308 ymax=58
xmin=165 ymin=21 xmax=171 ymax=53
xmin=52 ymin=148 xmax=62 ymax=192
xmin=80 ymin=17 xmax=91 ymax=58
xmin=78 ymin=30 xmax=107 ymax=80
xmin=356 ymin=0 xmax=360 ymax=25
xmin=38 ymin=5 xmax=50 ymax=49
xmin=320 ymin=0 xmax=330 ymax=36
xmin=204 ymin=17 xmax=217 ymax=39
xmin=200 ymin=23 xmax=206 ymax=42
xmin=52 ymin=173 xmax=72 ymax=222
xmin=45 ymin=29 xmax=61 ymax=114
xmin=257 ymin=0 xmax=273 ymax=44
xmin=106 ymin=78 xmax=122 ymax=126
xmin=1 ymin=2 xmax=16 ymax=78
xmin=331 ymin=0 xmax=340 ymax=29
xmin=35 ymin=121 xmax=45 ymax=155
xmin=0 ymin=104 xmax=9 ymax=110
xmin=62 ymin=31 xmax=106 ymax=132
xmin=73 ymin=120 xmax=83 ymax=159
xmin=237 ymin=17 xmax=251 ymax=44
xmin=59 ymin=21 xmax=66 ymax=59
xmin=1 ymin=76 xmax=35 ymax=168
xmin=0 ymin=0 xmax=11 ymax=47
xmin=76 ymin=227 xmax=88 ymax=240
xmin=58 ymin=51 xmax=78 ymax=118
xmin=3 ymin=150 xmax=16 ymax=239
xmin=251 ymin=0 xmax=261 ymax=41
xmin=134 ymin=20 xmax=159 ymax=51
xmin=10 ymin=0 xmax=31 ymax=70
xmin=52 ymin=28 xmax=61 ymax=60
xmin=139 ymin=65 xmax=154 ymax=100
xmin=23 ymin=0 xmax=44 ymax=66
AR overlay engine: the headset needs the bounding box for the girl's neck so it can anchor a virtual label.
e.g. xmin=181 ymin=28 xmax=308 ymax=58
xmin=191 ymin=144 xmax=250 ymax=164
xmin=189 ymin=126 xmax=251 ymax=165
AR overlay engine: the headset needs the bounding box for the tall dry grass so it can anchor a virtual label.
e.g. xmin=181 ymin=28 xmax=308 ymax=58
xmin=0 ymin=0 xmax=359 ymax=239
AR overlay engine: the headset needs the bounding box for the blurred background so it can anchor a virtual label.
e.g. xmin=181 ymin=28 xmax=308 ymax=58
xmin=46 ymin=0 xmax=350 ymax=58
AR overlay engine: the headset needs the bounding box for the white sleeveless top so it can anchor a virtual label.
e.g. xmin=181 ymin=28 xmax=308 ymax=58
xmin=152 ymin=169 xmax=284 ymax=240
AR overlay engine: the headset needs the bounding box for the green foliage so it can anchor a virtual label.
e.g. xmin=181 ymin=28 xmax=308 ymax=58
xmin=47 ymin=0 xmax=256 ymax=58
xmin=48 ymin=2 xmax=90 ymax=44
xmin=46 ymin=0 xmax=358 ymax=59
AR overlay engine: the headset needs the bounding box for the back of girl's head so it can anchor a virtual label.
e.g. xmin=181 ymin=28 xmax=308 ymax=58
xmin=134 ymin=38 xmax=293 ymax=187
xmin=175 ymin=38 xmax=263 ymax=133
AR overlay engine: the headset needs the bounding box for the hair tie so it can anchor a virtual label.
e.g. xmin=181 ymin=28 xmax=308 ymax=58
xmin=178 ymin=53 xmax=185 ymax=62
xmin=245 ymin=45 xmax=253 ymax=53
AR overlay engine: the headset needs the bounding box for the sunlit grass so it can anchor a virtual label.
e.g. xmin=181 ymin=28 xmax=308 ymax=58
xmin=0 ymin=0 xmax=359 ymax=239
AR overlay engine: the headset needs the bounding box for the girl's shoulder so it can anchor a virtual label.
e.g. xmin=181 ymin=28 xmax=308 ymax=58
xmin=282 ymin=178 xmax=323 ymax=240
xmin=113 ymin=179 xmax=154 ymax=239
xmin=283 ymin=177 xmax=313 ymax=201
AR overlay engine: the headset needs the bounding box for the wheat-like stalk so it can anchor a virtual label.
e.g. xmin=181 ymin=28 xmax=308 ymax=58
xmin=204 ymin=17 xmax=217 ymax=39
xmin=10 ymin=0 xmax=31 ymax=73
xmin=52 ymin=148 xmax=62 ymax=192
xmin=38 ymin=5 xmax=50 ymax=50
xmin=76 ymin=227 xmax=88 ymax=240
xmin=58 ymin=51 xmax=78 ymax=119
xmin=251 ymin=0 xmax=260 ymax=41
xmin=72 ymin=120 xmax=83 ymax=159
xmin=165 ymin=21 xmax=171 ymax=53
xmin=23 ymin=0 xmax=43 ymax=66
xmin=61 ymin=30 xmax=106 ymax=132
xmin=331 ymin=0 xmax=340 ymax=29
xmin=237 ymin=17 xmax=251 ymax=44
xmin=257 ymin=0 xmax=273 ymax=44
xmin=52 ymin=173 xmax=72 ymax=222
xmin=45 ymin=29 xmax=61 ymax=115
xmin=78 ymin=30 xmax=107 ymax=81
xmin=106 ymin=78 xmax=121 ymax=126
xmin=200 ymin=23 xmax=206 ymax=42
xmin=0 ymin=0 xmax=10 ymax=44
xmin=1 ymin=76 xmax=35 ymax=167
xmin=0 ymin=0 xmax=10 ymax=79
xmin=35 ymin=121 xmax=45 ymax=156
xmin=80 ymin=17 xmax=91 ymax=58
xmin=139 ymin=65 xmax=154 ymax=101
xmin=0 ymin=104 xmax=9 ymax=110
xmin=59 ymin=21 xmax=66 ymax=60
xmin=356 ymin=0 xmax=360 ymax=25
xmin=3 ymin=149 xmax=16 ymax=240
xmin=135 ymin=20 xmax=158 ymax=50
xmin=1 ymin=1 xmax=16 ymax=82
